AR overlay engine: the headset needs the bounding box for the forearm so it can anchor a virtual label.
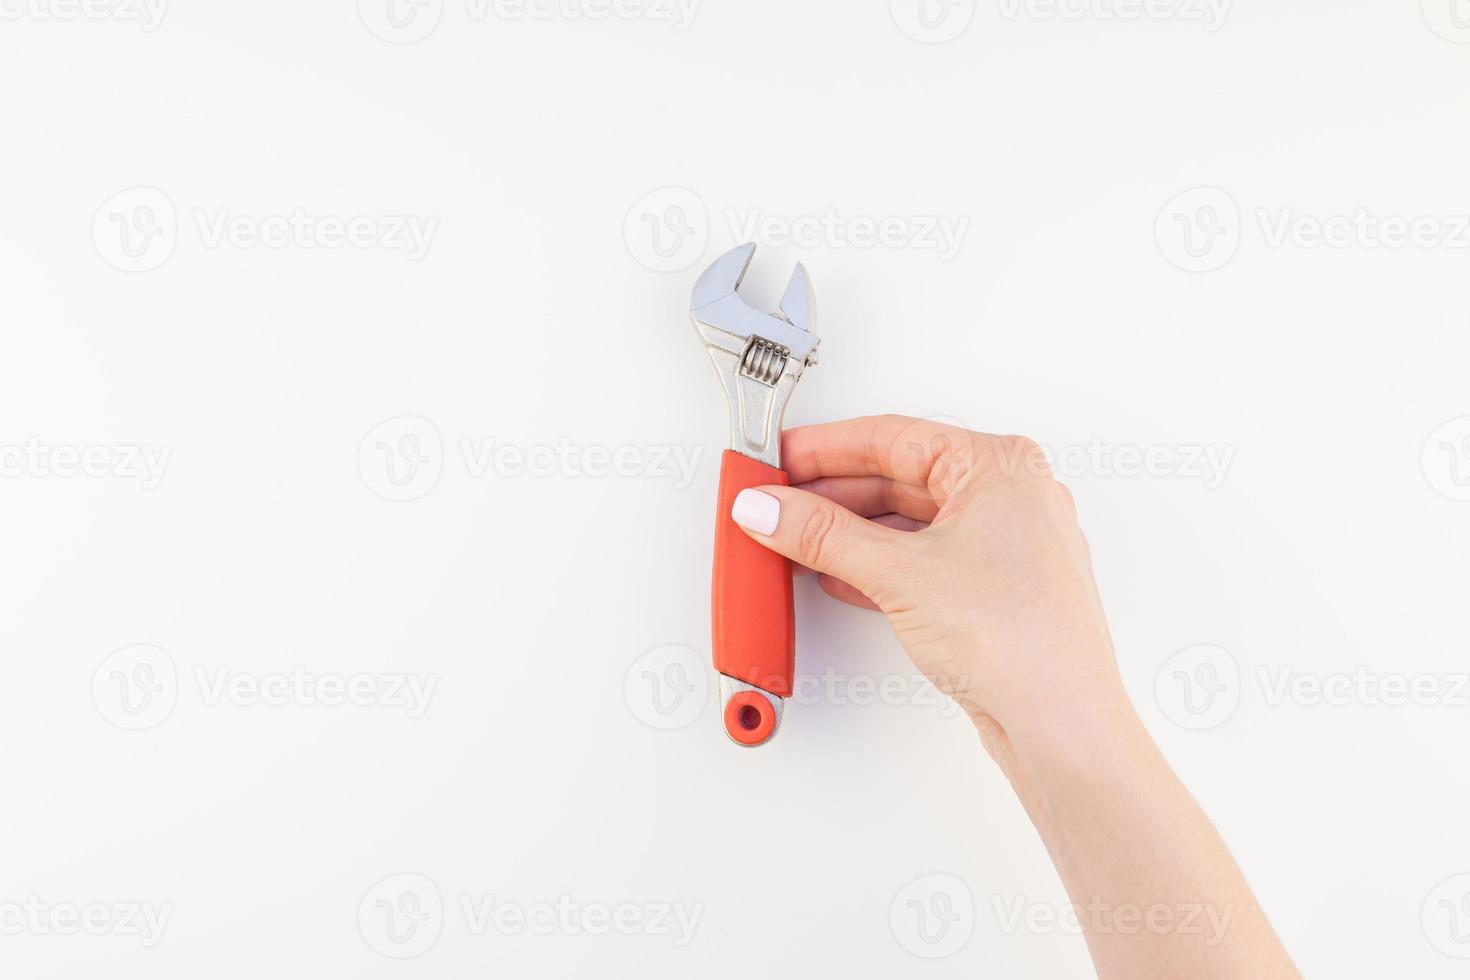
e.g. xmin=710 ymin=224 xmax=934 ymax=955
xmin=993 ymin=692 xmax=1299 ymax=980
xmin=742 ymin=417 xmax=1298 ymax=976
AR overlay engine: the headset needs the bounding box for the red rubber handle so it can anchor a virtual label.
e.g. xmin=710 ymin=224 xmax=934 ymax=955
xmin=712 ymin=450 xmax=794 ymax=743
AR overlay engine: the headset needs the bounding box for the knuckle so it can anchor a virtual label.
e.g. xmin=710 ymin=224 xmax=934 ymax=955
xmin=1057 ymin=482 xmax=1081 ymax=520
xmin=797 ymin=505 xmax=841 ymax=567
xmin=998 ymin=433 xmax=1041 ymax=457
xmin=994 ymin=434 xmax=1052 ymax=479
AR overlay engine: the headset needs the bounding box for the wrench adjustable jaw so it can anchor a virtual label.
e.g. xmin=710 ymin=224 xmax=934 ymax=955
xmin=690 ymin=243 xmax=820 ymax=747
xmin=691 ymin=243 xmax=819 ymax=468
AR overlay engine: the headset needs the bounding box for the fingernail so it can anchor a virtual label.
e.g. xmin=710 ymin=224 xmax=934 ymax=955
xmin=732 ymin=488 xmax=780 ymax=535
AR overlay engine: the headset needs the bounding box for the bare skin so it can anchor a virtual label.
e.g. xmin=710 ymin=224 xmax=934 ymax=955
xmin=731 ymin=415 xmax=1298 ymax=980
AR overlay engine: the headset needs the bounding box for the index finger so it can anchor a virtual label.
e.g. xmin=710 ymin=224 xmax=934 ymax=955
xmin=781 ymin=414 xmax=989 ymax=490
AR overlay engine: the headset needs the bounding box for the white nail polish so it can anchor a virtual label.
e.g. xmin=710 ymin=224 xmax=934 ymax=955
xmin=731 ymin=488 xmax=780 ymax=536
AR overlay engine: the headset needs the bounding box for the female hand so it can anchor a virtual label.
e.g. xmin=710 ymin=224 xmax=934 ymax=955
xmin=731 ymin=414 xmax=1299 ymax=980
xmin=730 ymin=414 xmax=1124 ymax=771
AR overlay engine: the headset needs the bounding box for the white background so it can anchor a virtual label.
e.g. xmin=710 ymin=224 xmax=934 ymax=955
xmin=2 ymin=1 xmax=1469 ymax=976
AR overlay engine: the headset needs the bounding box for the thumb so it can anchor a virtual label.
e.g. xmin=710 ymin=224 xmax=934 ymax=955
xmin=731 ymin=485 xmax=907 ymax=599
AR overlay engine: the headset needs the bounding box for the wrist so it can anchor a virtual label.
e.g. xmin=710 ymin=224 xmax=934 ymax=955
xmin=974 ymin=675 xmax=1161 ymax=797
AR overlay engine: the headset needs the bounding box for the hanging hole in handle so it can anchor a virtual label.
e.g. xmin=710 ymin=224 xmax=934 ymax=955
xmin=723 ymin=691 xmax=777 ymax=746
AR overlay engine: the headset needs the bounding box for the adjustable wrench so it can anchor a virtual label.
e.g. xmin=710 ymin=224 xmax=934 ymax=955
xmin=690 ymin=243 xmax=820 ymax=746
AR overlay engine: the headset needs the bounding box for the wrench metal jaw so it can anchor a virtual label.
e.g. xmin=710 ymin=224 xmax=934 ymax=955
xmin=690 ymin=243 xmax=820 ymax=468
